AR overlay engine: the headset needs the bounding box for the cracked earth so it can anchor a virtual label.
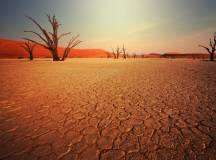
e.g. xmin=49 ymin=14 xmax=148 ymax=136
xmin=0 ymin=58 xmax=216 ymax=160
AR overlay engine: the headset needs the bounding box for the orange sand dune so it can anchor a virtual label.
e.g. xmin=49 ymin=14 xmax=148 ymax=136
xmin=0 ymin=39 xmax=110 ymax=58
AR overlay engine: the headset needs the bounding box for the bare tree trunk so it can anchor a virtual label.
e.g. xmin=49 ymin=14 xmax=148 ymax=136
xmin=29 ymin=52 xmax=33 ymax=60
xmin=122 ymin=44 xmax=127 ymax=59
xmin=52 ymin=49 xmax=60 ymax=61
xmin=210 ymin=53 xmax=214 ymax=61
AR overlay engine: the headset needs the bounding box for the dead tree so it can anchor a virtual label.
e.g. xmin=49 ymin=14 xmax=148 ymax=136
xmin=122 ymin=44 xmax=127 ymax=59
xmin=21 ymin=41 xmax=36 ymax=60
xmin=199 ymin=32 xmax=216 ymax=61
xmin=112 ymin=46 xmax=122 ymax=59
xmin=24 ymin=14 xmax=82 ymax=61
xmin=132 ymin=53 xmax=137 ymax=58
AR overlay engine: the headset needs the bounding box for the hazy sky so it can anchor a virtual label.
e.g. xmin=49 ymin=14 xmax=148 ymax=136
xmin=0 ymin=0 xmax=216 ymax=53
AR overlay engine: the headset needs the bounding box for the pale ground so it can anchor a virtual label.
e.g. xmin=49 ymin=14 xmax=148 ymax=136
xmin=0 ymin=58 xmax=216 ymax=160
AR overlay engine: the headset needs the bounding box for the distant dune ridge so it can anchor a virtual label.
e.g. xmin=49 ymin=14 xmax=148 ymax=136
xmin=0 ymin=38 xmax=211 ymax=59
xmin=0 ymin=39 xmax=110 ymax=58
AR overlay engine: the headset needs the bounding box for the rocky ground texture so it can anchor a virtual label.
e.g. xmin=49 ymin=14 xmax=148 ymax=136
xmin=0 ymin=58 xmax=216 ymax=160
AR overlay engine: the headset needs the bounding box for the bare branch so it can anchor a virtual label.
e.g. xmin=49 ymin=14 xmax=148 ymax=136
xmin=112 ymin=48 xmax=116 ymax=58
xmin=21 ymin=46 xmax=29 ymax=52
xmin=198 ymin=45 xmax=210 ymax=51
xmin=24 ymin=30 xmax=48 ymax=44
xmin=62 ymin=34 xmax=82 ymax=61
xmin=68 ymin=35 xmax=81 ymax=47
xmin=214 ymin=32 xmax=216 ymax=43
xmin=26 ymin=16 xmax=53 ymax=46
xmin=26 ymin=16 xmax=45 ymax=33
xmin=70 ymin=40 xmax=82 ymax=49
xmin=58 ymin=32 xmax=71 ymax=40
xmin=209 ymin=38 xmax=214 ymax=49
xmin=198 ymin=32 xmax=216 ymax=61
xmin=23 ymin=38 xmax=48 ymax=49
xmin=213 ymin=33 xmax=216 ymax=49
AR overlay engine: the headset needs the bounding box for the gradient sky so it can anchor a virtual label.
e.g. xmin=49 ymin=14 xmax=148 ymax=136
xmin=0 ymin=0 xmax=216 ymax=53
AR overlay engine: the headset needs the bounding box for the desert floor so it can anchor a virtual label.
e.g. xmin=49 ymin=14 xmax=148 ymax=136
xmin=0 ymin=58 xmax=216 ymax=160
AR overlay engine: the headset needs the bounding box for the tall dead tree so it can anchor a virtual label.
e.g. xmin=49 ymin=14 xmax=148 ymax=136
xmin=122 ymin=44 xmax=127 ymax=59
xmin=112 ymin=46 xmax=122 ymax=59
xmin=199 ymin=32 xmax=216 ymax=61
xmin=21 ymin=41 xmax=36 ymax=60
xmin=24 ymin=15 xmax=82 ymax=61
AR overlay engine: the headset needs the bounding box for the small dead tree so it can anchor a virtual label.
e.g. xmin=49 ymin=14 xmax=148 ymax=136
xmin=21 ymin=41 xmax=36 ymax=60
xmin=112 ymin=46 xmax=122 ymax=59
xmin=122 ymin=44 xmax=127 ymax=59
xmin=132 ymin=53 xmax=137 ymax=58
xmin=24 ymin=14 xmax=82 ymax=61
xmin=198 ymin=32 xmax=216 ymax=61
